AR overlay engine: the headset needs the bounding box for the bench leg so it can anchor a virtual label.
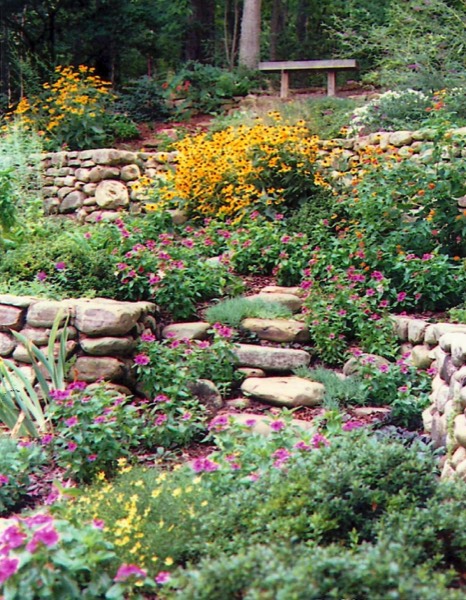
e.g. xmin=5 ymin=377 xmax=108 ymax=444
xmin=327 ymin=70 xmax=336 ymax=97
xmin=280 ymin=70 xmax=289 ymax=99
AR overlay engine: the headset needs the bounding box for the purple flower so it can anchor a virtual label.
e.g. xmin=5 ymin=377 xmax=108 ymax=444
xmin=65 ymin=416 xmax=78 ymax=427
xmin=181 ymin=411 xmax=192 ymax=421
xmin=54 ymin=261 xmax=66 ymax=271
xmin=87 ymin=454 xmax=98 ymax=462
xmin=134 ymin=353 xmax=150 ymax=366
xmin=155 ymin=414 xmax=168 ymax=426
xmin=397 ymin=292 xmax=407 ymax=303
xmin=0 ymin=557 xmax=19 ymax=584
xmin=311 ymin=433 xmax=330 ymax=448
xmin=371 ymin=271 xmax=384 ymax=281
xmin=244 ymin=418 xmax=257 ymax=428
xmin=294 ymin=440 xmax=312 ymax=451
xmin=41 ymin=434 xmax=54 ymax=445
xmin=0 ymin=474 xmax=9 ymax=486
xmin=36 ymin=271 xmax=47 ymax=282
xmin=23 ymin=514 xmax=54 ymax=528
xmin=140 ymin=332 xmax=156 ymax=342
xmin=92 ymin=519 xmax=105 ymax=530
xmin=270 ymin=420 xmax=286 ymax=432
xmin=155 ymin=570 xmax=171 ymax=584
xmin=67 ymin=442 xmax=78 ymax=452
xmin=114 ymin=563 xmax=147 ymax=582
xmin=93 ymin=415 xmax=106 ymax=424
xmin=208 ymin=415 xmax=230 ymax=432
xmin=67 ymin=381 xmax=87 ymax=391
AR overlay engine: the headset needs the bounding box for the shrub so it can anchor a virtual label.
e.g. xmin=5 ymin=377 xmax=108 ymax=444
xmin=47 ymin=383 xmax=155 ymax=484
xmin=205 ymin=296 xmax=293 ymax=328
xmin=0 ymin=437 xmax=44 ymax=515
xmin=7 ymin=65 xmax=117 ymax=150
xmin=115 ymin=75 xmax=170 ymax=122
xmin=159 ymin=122 xmax=323 ymax=219
xmin=294 ymin=366 xmax=367 ymax=409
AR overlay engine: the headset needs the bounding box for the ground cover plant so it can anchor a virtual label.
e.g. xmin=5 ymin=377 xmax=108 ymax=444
xmin=2 ymin=79 xmax=466 ymax=598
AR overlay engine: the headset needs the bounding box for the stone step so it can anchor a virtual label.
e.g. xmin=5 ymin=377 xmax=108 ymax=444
xmin=241 ymin=317 xmax=310 ymax=343
xmin=241 ymin=376 xmax=324 ymax=407
xmin=234 ymin=343 xmax=311 ymax=372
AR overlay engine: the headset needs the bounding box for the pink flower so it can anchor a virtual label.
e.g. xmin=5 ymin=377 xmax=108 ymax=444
xmin=270 ymin=420 xmax=285 ymax=432
xmin=65 ymin=416 xmax=78 ymax=427
xmin=67 ymin=442 xmax=78 ymax=452
xmin=371 ymin=271 xmax=384 ymax=281
xmin=155 ymin=414 xmax=168 ymax=426
xmin=0 ymin=525 xmax=25 ymax=549
xmin=294 ymin=440 xmax=312 ymax=451
xmin=191 ymin=457 xmax=220 ymax=473
xmin=365 ymin=288 xmax=375 ymax=297
xmin=134 ymin=353 xmax=150 ymax=366
xmin=342 ymin=420 xmax=364 ymax=431
xmin=140 ymin=332 xmax=156 ymax=342
xmin=0 ymin=557 xmax=19 ymax=584
xmin=244 ymin=418 xmax=257 ymax=428
xmin=378 ymin=363 xmax=389 ymax=373
xmin=93 ymin=415 xmax=106 ymax=424
xmin=0 ymin=474 xmax=9 ymax=486
xmin=92 ymin=519 xmax=105 ymax=530
xmin=36 ymin=271 xmax=47 ymax=282
xmin=114 ymin=563 xmax=147 ymax=582
xmin=398 ymin=385 xmax=409 ymax=393
xmin=54 ymin=261 xmax=66 ymax=271
xmin=311 ymin=433 xmax=330 ymax=448
xmin=155 ymin=571 xmax=171 ymax=584
xmin=397 ymin=292 xmax=407 ymax=302
xmin=208 ymin=415 xmax=230 ymax=432
xmin=181 ymin=411 xmax=192 ymax=420
xmin=87 ymin=454 xmax=98 ymax=462
xmin=300 ymin=280 xmax=313 ymax=290
xmin=154 ymin=394 xmax=170 ymax=403
xmin=26 ymin=527 xmax=59 ymax=553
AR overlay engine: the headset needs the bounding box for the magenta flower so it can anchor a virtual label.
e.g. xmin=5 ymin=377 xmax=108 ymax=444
xmin=93 ymin=415 xmax=106 ymax=424
xmin=181 ymin=411 xmax=192 ymax=421
xmin=371 ymin=271 xmax=384 ymax=281
xmin=41 ymin=434 xmax=54 ymax=445
xmin=92 ymin=519 xmax=105 ymax=530
xmin=244 ymin=418 xmax=257 ymax=428
xmin=300 ymin=280 xmax=312 ymax=290
xmin=26 ymin=526 xmax=60 ymax=553
xmin=87 ymin=454 xmax=98 ymax=462
xmin=114 ymin=563 xmax=147 ymax=582
xmin=294 ymin=440 xmax=312 ymax=451
xmin=67 ymin=381 xmax=87 ymax=391
xmin=155 ymin=414 xmax=168 ymax=426
xmin=140 ymin=332 xmax=156 ymax=342
xmin=65 ymin=416 xmax=78 ymax=427
xmin=134 ymin=353 xmax=150 ymax=366
xmin=342 ymin=420 xmax=364 ymax=432
xmin=155 ymin=571 xmax=171 ymax=584
xmin=0 ymin=557 xmax=19 ymax=584
xmin=0 ymin=525 xmax=25 ymax=549
xmin=154 ymin=394 xmax=170 ymax=403
xmin=398 ymin=385 xmax=409 ymax=393
xmin=36 ymin=271 xmax=47 ymax=282
xmin=23 ymin=513 xmax=53 ymax=528
xmin=397 ymin=291 xmax=407 ymax=302
xmin=0 ymin=474 xmax=9 ymax=486
xmin=54 ymin=261 xmax=66 ymax=271
xmin=208 ymin=415 xmax=230 ymax=432
xmin=191 ymin=457 xmax=220 ymax=473
xmin=270 ymin=420 xmax=286 ymax=432
xmin=311 ymin=433 xmax=330 ymax=448
xmin=67 ymin=442 xmax=78 ymax=452
xmin=365 ymin=288 xmax=375 ymax=297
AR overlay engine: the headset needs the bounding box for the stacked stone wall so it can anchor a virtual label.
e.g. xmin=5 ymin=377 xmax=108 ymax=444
xmin=0 ymin=295 xmax=156 ymax=391
xmin=41 ymin=148 xmax=176 ymax=222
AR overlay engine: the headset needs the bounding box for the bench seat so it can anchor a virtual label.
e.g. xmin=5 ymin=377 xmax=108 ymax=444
xmin=258 ymin=59 xmax=358 ymax=98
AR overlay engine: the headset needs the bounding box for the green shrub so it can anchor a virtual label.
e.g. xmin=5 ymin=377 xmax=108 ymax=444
xmin=205 ymin=296 xmax=293 ymax=328
xmin=294 ymin=366 xmax=367 ymax=409
xmin=115 ymin=75 xmax=170 ymax=122
xmin=0 ymin=436 xmax=44 ymax=515
xmin=163 ymin=542 xmax=463 ymax=600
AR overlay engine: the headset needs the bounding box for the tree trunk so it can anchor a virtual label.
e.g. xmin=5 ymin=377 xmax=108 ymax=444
xmin=238 ymin=0 xmax=262 ymax=68
xmin=185 ymin=0 xmax=215 ymax=63
xmin=270 ymin=0 xmax=285 ymax=60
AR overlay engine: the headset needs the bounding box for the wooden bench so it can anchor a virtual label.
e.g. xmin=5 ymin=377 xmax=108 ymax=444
xmin=258 ymin=59 xmax=358 ymax=99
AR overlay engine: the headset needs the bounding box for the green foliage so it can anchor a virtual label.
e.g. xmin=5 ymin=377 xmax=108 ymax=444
xmin=294 ymin=366 xmax=367 ymax=409
xmin=0 ymin=168 xmax=18 ymax=240
xmin=205 ymin=296 xmax=292 ymax=328
xmin=115 ymin=76 xmax=170 ymax=123
xmin=0 ymin=437 xmax=44 ymax=515
xmin=0 ymin=512 xmax=139 ymax=599
xmin=0 ymin=231 xmax=119 ymax=298
xmin=162 ymin=63 xmax=261 ymax=117
xmin=48 ymin=383 xmax=155 ymax=484
xmin=357 ymin=354 xmax=432 ymax=429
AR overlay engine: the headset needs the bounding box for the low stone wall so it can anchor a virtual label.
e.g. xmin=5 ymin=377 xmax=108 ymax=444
xmin=392 ymin=315 xmax=466 ymax=479
xmin=38 ymin=128 xmax=466 ymax=221
xmin=0 ymin=295 xmax=156 ymax=391
xmin=41 ymin=148 xmax=177 ymax=222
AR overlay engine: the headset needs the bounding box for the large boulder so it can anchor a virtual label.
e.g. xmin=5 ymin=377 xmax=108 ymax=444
xmin=241 ymin=376 xmax=324 ymax=407
xmin=95 ymin=180 xmax=129 ymax=209
xmin=241 ymin=318 xmax=309 ymax=343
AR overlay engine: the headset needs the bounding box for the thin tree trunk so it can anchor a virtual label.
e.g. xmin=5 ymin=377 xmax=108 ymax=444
xmin=270 ymin=0 xmax=285 ymax=60
xmin=238 ymin=0 xmax=262 ymax=68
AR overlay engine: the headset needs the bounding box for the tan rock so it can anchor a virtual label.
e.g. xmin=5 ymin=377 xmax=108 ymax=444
xmin=425 ymin=323 xmax=466 ymax=346
xmin=253 ymin=292 xmax=302 ymax=312
xmin=74 ymin=300 xmax=152 ymax=336
xmin=80 ymin=336 xmax=135 ymax=356
xmin=407 ymin=318 xmax=429 ymax=344
xmin=74 ymin=356 xmax=126 ymax=382
xmin=26 ymin=301 xmax=70 ymax=328
xmin=454 ymin=414 xmax=466 ymax=448
xmin=0 ymin=295 xmax=38 ymax=308
xmin=0 ymin=333 xmax=15 ymax=356
xmin=342 ymin=354 xmax=391 ymax=377
xmin=120 ymin=164 xmax=141 ymax=181
xmin=0 ymin=305 xmax=24 ymax=331
xmin=234 ymin=344 xmax=311 ymax=372
xmin=88 ymin=165 xmax=120 ymax=183
xmin=410 ymin=344 xmax=433 ymax=370
xmin=162 ymin=322 xmax=210 ymax=340
xmin=241 ymin=318 xmax=309 ymax=343
xmin=95 ymin=180 xmax=129 ymax=209
xmin=237 ymin=367 xmax=266 ymax=378
xmin=261 ymin=285 xmax=304 ymax=297
xmin=388 ymin=131 xmax=413 ymax=147
xmin=241 ymin=376 xmax=324 ymax=407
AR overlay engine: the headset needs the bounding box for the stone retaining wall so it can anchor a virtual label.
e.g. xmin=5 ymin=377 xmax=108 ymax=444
xmin=392 ymin=315 xmax=466 ymax=480
xmin=0 ymin=295 xmax=156 ymax=391
xmin=41 ymin=148 xmax=177 ymax=222
xmin=39 ymin=128 xmax=466 ymax=220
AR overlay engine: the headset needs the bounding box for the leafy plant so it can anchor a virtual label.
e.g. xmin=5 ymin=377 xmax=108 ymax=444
xmin=0 ymin=436 xmax=44 ymax=515
xmin=205 ymin=296 xmax=292 ymax=328
xmin=294 ymin=366 xmax=367 ymax=409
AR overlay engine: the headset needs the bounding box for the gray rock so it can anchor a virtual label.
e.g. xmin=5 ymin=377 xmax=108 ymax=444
xmin=120 ymin=164 xmax=141 ymax=181
xmin=234 ymin=343 xmax=310 ymax=372
xmin=241 ymin=376 xmax=324 ymax=407
xmin=0 ymin=295 xmax=38 ymax=308
xmin=60 ymin=191 xmax=86 ymax=213
xmin=88 ymin=166 xmax=120 ymax=183
xmin=92 ymin=149 xmax=137 ymax=166
xmin=388 ymin=131 xmax=413 ymax=147
xmin=237 ymin=367 xmax=266 ymax=378
xmin=410 ymin=344 xmax=433 ymax=370
xmin=454 ymin=414 xmax=466 ymax=448
xmin=407 ymin=318 xmax=429 ymax=344
xmin=26 ymin=301 xmax=70 ymax=328
xmin=186 ymin=379 xmax=223 ymax=413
